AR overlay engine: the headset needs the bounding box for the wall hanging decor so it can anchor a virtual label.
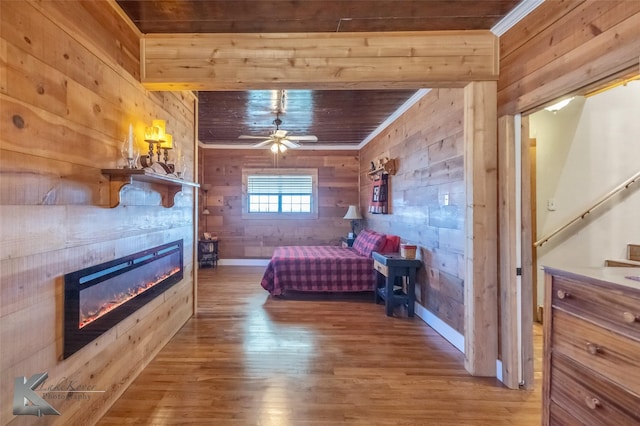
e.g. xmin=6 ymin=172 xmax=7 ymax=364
xmin=367 ymin=157 xmax=395 ymax=214
xmin=369 ymin=173 xmax=389 ymax=214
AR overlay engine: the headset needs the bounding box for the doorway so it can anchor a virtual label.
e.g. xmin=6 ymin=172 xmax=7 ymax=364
xmin=529 ymin=80 xmax=640 ymax=319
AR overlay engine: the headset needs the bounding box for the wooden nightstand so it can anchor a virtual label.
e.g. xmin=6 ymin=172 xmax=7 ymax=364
xmin=372 ymin=251 xmax=422 ymax=317
xmin=341 ymin=236 xmax=355 ymax=247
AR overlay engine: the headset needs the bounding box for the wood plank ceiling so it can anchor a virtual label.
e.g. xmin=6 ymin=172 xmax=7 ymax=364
xmin=116 ymin=0 xmax=521 ymax=147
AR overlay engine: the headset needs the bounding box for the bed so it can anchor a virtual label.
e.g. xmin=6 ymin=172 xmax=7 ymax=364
xmin=260 ymin=229 xmax=398 ymax=296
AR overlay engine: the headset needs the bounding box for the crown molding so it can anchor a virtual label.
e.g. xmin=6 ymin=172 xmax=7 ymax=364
xmin=491 ymin=0 xmax=545 ymax=36
xmin=358 ymin=89 xmax=431 ymax=149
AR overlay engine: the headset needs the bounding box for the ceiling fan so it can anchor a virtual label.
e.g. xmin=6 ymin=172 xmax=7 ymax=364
xmin=238 ymin=113 xmax=318 ymax=153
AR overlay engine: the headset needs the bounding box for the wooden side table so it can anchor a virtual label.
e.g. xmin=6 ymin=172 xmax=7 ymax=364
xmin=198 ymin=239 xmax=218 ymax=268
xmin=372 ymin=251 xmax=422 ymax=317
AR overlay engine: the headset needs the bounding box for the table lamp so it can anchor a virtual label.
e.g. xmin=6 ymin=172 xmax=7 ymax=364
xmin=343 ymin=205 xmax=363 ymax=237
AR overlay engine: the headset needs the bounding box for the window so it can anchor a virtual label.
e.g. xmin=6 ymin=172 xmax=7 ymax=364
xmin=242 ymin=168 xmax=318 ymax=219
xmin=247 ymin=175 xmax=312 ymax=213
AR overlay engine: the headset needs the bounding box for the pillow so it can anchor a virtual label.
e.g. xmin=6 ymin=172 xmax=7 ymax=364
xmin=379 ymin=235 xmax=400 ymax=253
xmin=352 ymin=229 xmax=387 ymax=257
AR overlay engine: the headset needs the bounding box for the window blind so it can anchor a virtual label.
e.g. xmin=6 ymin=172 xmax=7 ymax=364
xmin=247 ymin=175 xmax=313 ymax=194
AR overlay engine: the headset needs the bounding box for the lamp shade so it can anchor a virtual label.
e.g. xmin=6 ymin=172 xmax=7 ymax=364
xmin=151 ymin=120 xmax=166 ymax=143
xmin=343 ymin=205 xmax=362 ymax=220
xmin=144 ymin=126 xmax=159 ymax=142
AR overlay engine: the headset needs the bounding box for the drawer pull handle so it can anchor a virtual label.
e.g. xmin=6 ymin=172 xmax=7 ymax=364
xmin=556 ymin=290 xmax=570 ymax=300
xmin=585 ymin=397 xmax=601 ymax=410
xmin=623 ymin=311 xmax=639 ymax=323
xmin=585 ymin=342 xmax=601 ymax=355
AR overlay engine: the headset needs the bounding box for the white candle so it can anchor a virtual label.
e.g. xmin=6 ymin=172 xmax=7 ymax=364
xmin=128 ymin=123 xmax=134 ymax=158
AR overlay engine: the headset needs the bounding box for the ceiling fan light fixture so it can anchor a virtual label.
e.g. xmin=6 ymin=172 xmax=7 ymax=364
xmin=239 ymin=110 xmax=317 ymax=150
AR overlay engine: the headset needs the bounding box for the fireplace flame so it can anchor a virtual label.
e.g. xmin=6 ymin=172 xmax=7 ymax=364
xmin=79 ymin=267 xmax=180 ymax=328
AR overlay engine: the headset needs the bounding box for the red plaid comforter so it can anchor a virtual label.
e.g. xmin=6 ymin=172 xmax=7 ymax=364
xmin=260 ymin=246 xmax=375 ymax=296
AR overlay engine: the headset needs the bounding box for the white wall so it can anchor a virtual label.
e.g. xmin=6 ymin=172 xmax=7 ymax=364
xmin=531 ymin=81 xmax=640 ymax=303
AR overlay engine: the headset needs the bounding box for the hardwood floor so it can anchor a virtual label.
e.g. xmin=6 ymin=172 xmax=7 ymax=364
xmin=99 ymin=266 xmax=542 ymax=425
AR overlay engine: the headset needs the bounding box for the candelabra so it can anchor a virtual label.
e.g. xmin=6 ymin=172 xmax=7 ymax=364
xmin=140 ymin=120 xmax=175 ymax=173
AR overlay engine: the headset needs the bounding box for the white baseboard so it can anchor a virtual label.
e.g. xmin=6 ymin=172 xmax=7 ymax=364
xmin=414 ymin=303 xmax=465 ymax=353
xmin=218 ymin=259 xmax=270 ymax=266
xmin=414 ymin=303 xmax=505 ymax=383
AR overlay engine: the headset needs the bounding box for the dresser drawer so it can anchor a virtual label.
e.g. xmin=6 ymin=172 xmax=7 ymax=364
xmin=548 ymin=401 xmax=584 ymax=426
xmin=552 ymin=309 xmax=640 ymax=395
xmin=550 ymin=353 xmax=640 ymax=425
xmin=373 ymin=260 xmax=388 ymax=277
xmin=551 ymin=275 xmax=640 ymax=339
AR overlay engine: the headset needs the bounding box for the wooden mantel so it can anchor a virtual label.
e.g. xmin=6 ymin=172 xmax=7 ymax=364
xmin=140 ymin=30 xmax=499 ymax=91
xmin=102 ymin=169 xmax=199 ymax=208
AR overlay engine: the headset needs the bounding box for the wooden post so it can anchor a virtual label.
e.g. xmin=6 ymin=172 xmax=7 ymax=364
xmin=496 ymin=114 xmax=535 ymax=389
xmin=464 ymin=81 xmax=498 ymax=376
xmin=193 ymin=96 xmax=200 ymax=315
xmin=519 ymin=115 xmax=535 ymax=388
xmin=498 ymin=114 xmax=519 ymax=388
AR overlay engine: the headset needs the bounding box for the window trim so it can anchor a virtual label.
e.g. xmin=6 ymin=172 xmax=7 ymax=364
xmin=242 ymin=168 xmax=319 ymax=220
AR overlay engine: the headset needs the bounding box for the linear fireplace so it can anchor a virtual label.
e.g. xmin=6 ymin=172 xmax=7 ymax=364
xmin=64 ymin=240 xmax=183 ymax=358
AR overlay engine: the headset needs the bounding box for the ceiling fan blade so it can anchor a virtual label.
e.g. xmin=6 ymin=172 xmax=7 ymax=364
xmin=281 ymin=139 xmax=300 ymax=149
xmin=287 ymin=135 xmax=318 ymax=142
xmin=253 ymin=139 xmax=273 ymax=148
xmin=239 ymin=135 xmax=269 ymax=140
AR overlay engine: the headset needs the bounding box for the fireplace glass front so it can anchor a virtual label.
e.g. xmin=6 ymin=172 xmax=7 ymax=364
xmin=64 ymin=240 xmax=183 ymax=358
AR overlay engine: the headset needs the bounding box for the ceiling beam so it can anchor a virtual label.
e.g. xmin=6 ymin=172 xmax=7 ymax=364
xmin=141 ymin=30 xmax=499 ymax=91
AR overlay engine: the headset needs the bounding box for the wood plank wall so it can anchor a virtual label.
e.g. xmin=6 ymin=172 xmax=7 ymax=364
xmin=359 ymin=88 xmax=466 ymax=333
xmin=0 ymin=2 xmax=196 ymax=424
xmin=199 ymin=149 xmax=359 ymax=258
xmin=498 ymin=0 xmax=640 ymax=115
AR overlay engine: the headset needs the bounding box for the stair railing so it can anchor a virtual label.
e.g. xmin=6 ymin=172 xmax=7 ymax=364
xmin=535 ymin=170 xmax=640 ymax=248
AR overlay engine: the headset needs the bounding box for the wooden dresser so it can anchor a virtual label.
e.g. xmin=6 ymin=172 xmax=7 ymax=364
xmin=543 ymin=266 xmax=640 ymax=425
